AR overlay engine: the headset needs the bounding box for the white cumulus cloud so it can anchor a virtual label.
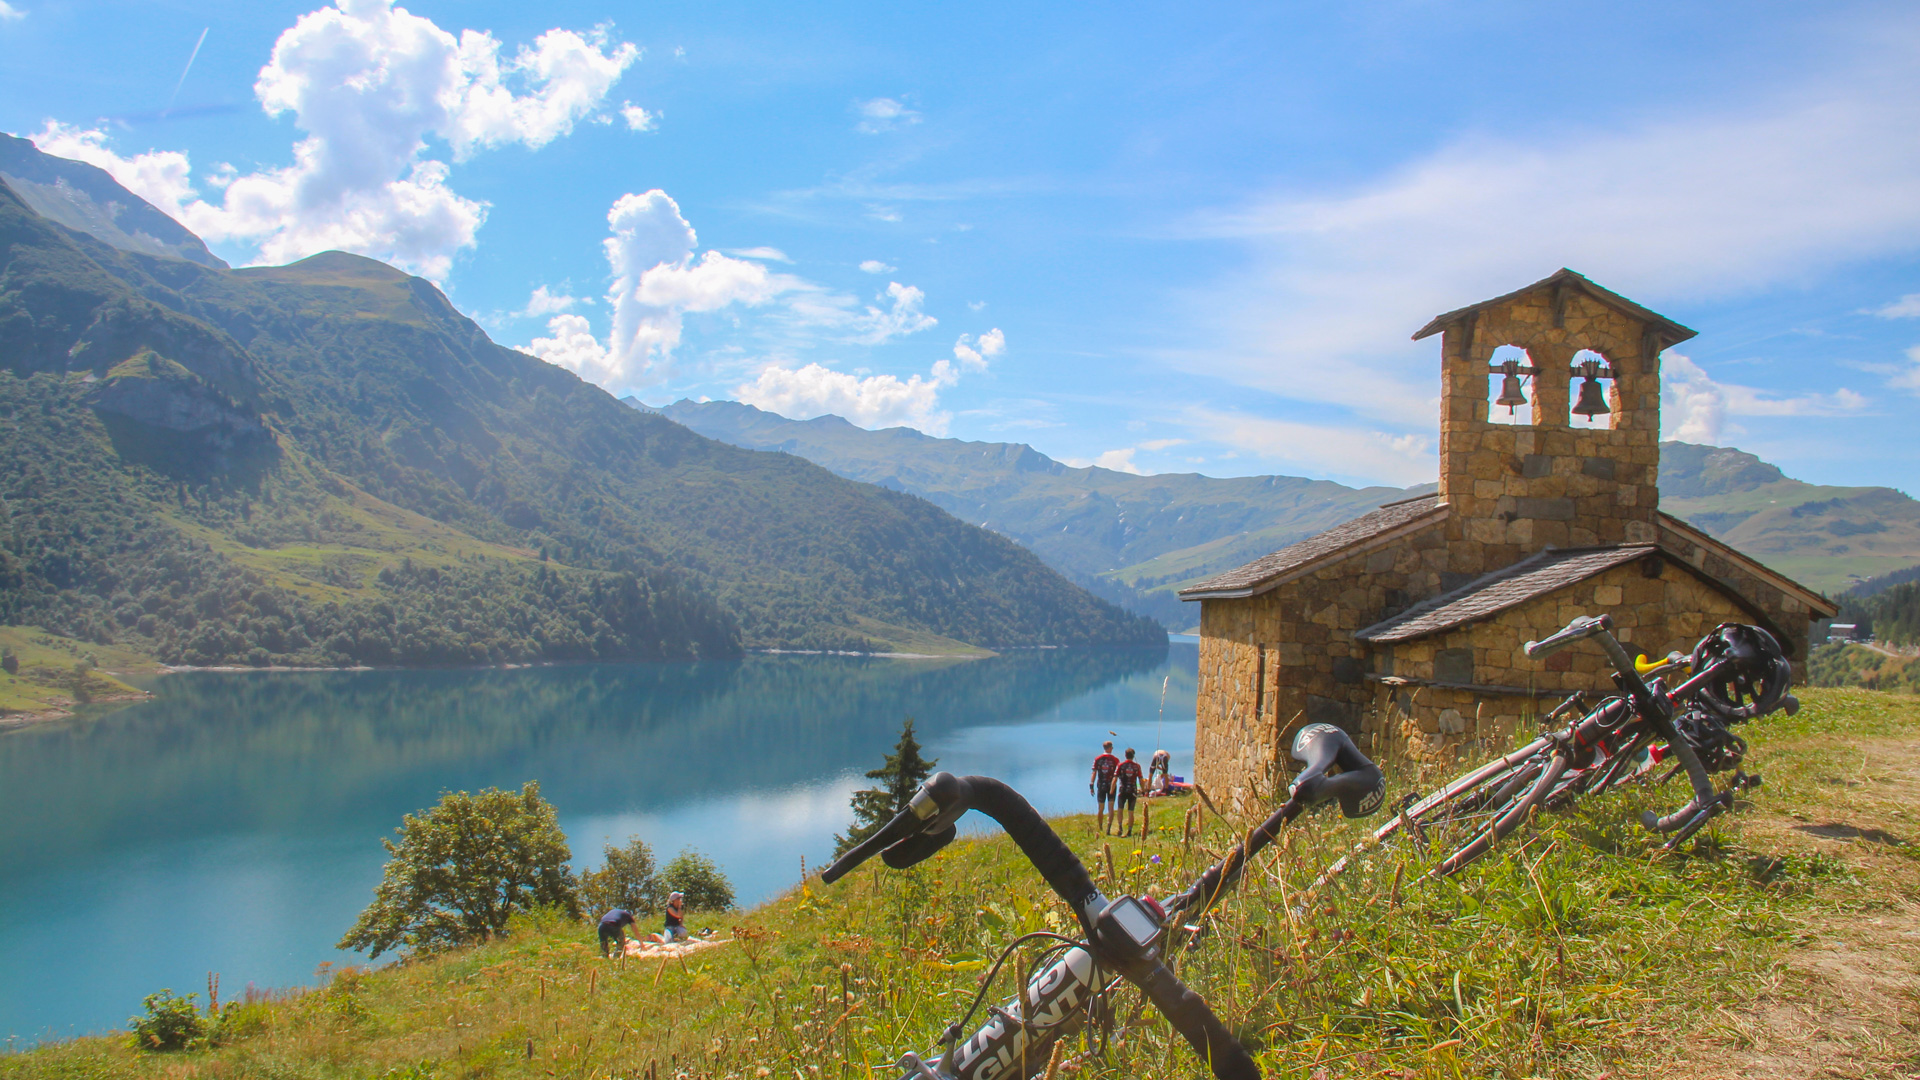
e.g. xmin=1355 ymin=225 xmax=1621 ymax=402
xmin=737 ymin=363 xmax=950 ymax=433
xmin=526 ymin=190 xmax=791 ymax=387
xmin=859 ymin=259 xmax=895 ymax=274
xmin=620 ymin=102 xmax=655 ymax=131
xmin=1661 ymin=352 xmax=1869 ymax=445
xmin=32 ymin=0 xmax=638 ymax=279
xmin=737 ymin=328 xmax=1001 ymax=435
xmin=517 ymin=285 xmax=579 ymax=319
xmin=951 ymin=327 xmax=1004 ymax=372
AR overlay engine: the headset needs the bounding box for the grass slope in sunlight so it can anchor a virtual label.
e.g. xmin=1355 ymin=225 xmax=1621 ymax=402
xmin=8 ymin=689 xmax=1917 ymax=1079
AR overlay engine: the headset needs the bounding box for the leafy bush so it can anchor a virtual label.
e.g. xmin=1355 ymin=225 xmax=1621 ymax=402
xmin=579 ymin=835 xmax=659 ymax=916
xmin=659 ymin=849 xmax=735 ymax=912
xmin=128 ymin=989 xmax=204 ymax=1052
xmin=338 ymin=782 xmax=580 ymax=958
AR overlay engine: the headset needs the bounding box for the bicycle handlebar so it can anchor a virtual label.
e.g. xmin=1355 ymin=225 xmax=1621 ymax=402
xmin=820 ymin=773 xmax=1261 ymax=1080
xmin=1527 ymin=614 xmax=1722 ymax=841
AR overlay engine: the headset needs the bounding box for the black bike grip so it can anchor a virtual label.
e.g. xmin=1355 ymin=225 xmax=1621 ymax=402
xmin=962 ymin=777 xmax=1102 ymax=917
xmin=1135 ymin=960 xmax=1261 ymax=1080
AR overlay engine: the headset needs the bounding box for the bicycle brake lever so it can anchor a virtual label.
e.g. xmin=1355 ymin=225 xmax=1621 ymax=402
xmin=882 ymin=825 xmax=958 ymax=869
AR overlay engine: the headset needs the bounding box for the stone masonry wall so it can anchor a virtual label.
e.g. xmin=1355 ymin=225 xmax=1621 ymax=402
xmin=1436 ymin=285 xmax=1664 ymax=578
xmin=1365 ymin=555 xmax=1763 ymax=767
xmin=1194 ymin=515 xmax=1451 ymax=814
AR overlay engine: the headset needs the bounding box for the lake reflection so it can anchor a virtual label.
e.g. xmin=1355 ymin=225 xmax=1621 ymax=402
xmin=0 ymin=642 xmax=1194 ymax=1042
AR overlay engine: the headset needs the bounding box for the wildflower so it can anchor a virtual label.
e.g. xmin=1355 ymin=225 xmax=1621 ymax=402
xmin=1150 ymin=855 xmax=1161 ymax=864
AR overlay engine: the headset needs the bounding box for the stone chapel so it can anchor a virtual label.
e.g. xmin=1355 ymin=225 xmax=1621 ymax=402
xmin=1179 ymin=270 xmax=1838 ymax=814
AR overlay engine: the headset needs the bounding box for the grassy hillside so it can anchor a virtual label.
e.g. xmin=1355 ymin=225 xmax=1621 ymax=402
xmin=9 ymin=688 xmax=1915 ymax=1078
xmin=0 ymin=162 xmax=1161 ymax=660
xmin=0 ymin=625 xmax=157 ymax=723
xmin=651 ymin=399 xmax=1420 ymax=627
xmin=1659 ymin=442 xmax=1920 ymax=593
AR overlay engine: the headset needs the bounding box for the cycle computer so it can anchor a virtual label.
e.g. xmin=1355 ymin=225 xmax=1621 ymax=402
xmin=1095 ymin=895 xmax=1164 ymax=960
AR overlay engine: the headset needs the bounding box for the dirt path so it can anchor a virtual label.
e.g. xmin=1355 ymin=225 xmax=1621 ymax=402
xmin=1663 ymin=734 xmax=1920 ymax=1079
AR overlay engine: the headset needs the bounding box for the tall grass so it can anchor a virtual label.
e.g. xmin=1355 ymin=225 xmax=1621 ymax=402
xmin=7 ymin=688 xmax=1914 ymax=1080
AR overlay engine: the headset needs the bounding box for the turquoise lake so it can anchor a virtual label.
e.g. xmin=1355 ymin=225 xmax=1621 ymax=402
xmin=0 ymin=640 xmax=1196 ymax=1044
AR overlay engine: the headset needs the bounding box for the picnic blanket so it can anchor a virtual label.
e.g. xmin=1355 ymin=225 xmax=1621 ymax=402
xmin=620 ymin=935 xmax=730 ymax=961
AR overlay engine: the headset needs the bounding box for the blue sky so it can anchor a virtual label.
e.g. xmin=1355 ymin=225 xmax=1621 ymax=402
xmin=3 ymin=0 xmax=1918 ymax=490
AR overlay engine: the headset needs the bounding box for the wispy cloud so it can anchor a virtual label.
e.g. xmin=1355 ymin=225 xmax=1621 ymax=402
xmin=858 ymin=259 xmax=895 ymax=274
xmin=0 ymin=2 xmax=24 ymax=22
xmin=1161 ymin=18 xmax=1920 ymax=472
xmin=725 ymin=246 xmax=790 ymax=262
xmin=1869 ymin=293 xmax=1920 ymax=318
xmin=854 ymin=96 xmax=919 ymax=134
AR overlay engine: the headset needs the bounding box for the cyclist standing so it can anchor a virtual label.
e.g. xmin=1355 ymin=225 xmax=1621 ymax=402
xmin=1116 ymin=748 xmax=1144 ymax=836
xmin=1090 ymin=740 xmax=1120 ymax=834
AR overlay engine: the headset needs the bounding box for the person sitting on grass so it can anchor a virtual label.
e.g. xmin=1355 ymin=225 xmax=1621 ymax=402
xmin=598 ymin=908 xmax=636 ymax=957
xmin=1115 ymin=748 xmax=1145 ymax=837
xmin=659 ymin=891 xmax=688 ymax=943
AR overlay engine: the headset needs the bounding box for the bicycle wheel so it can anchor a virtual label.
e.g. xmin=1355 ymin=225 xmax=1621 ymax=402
xmin=1429 ymin=751 xmax=1571 ymax=875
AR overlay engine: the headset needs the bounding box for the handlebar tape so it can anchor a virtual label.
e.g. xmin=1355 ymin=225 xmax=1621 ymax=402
xmin=1133 ymin=960 xmax=1262 ymax=1080
xmin=960 ymin=776 xmax=1104 ymax=922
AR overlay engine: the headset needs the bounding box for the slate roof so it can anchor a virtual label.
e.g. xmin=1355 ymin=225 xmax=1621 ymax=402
xmin=1355 ymin=545 xmax=1657 ymax=643
xmin=1410 ymin=268 xmax=1697 ymax=347
xmin=1177 ymin=495 xmax=1446 ymax=600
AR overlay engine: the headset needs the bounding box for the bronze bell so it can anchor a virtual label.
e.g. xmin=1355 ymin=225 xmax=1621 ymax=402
xmin=1572 ymin=360 xmax=1612 ymax=418
xmin=1494 ymin=360 xmax=1529 ymax=411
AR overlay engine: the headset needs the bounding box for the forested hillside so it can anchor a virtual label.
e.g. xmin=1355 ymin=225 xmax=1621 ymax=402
xmin=649 ymin=399 xmax=1419 ymax=626
xmin=0 ymin=157 xmax=1160 ymax=665
xmin=650 ymin=403 xmax=1920 ymax=620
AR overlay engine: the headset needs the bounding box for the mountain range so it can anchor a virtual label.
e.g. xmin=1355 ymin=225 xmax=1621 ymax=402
xmin=0 ymin=135 xmax=1161 ymax=668
xmin=648 ymin=400 xmax=1920 ymax=619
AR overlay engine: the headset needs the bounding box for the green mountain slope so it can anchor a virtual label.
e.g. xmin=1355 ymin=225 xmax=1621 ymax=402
xmin=647 ymin=405 xmax=1917 ymax=616
xmin=0 ymin=164 xmax=1160 ymax=662
xmin=647 ymin=399 xmax=1423 ymax=626
xmin=1658 ymin=442 xmax=1920 ymax=594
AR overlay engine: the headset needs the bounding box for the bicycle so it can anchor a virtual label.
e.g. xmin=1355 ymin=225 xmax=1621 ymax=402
xmin=1329 ymin=615 xmax=1795 ymax=882
xmin=821 ymin=721 xmax=1386 ymax=1080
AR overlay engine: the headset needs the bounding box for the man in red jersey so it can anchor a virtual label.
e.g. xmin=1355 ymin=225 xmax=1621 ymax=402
xmin=1114 ymin=748 xmax=1145 ymax=837
xmin=1090 ymin=740 xmax=1120 ymax=834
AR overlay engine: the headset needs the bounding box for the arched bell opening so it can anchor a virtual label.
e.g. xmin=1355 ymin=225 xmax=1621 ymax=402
xmin=1485 ymin=344 xmax=1536 ymax=426
xmin=1568 ymin=348 xmax=1618 ymax=430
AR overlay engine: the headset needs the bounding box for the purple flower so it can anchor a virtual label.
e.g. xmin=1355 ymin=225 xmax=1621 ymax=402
xmin=1150 ymin=855 xmax=1161 ymax=864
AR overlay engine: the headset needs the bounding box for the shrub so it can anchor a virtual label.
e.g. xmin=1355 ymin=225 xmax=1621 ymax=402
xmin=660 ymin=849 xmax=735 ymax=912
xmin=579 ymin=835 xmax=659 ymax=916
xmin=128 ymin=989 xmax=204 ymax=1052
xmin=338 ymin=782 xmax=580 ymax=958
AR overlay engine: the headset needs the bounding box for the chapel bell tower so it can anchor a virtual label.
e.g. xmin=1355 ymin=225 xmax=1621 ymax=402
xmin=1411 ymin=269 xmax=1697 ymax=578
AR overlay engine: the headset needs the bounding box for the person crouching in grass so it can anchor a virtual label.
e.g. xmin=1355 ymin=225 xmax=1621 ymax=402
xmin=598 ymin=907 xmax=636 ymax=957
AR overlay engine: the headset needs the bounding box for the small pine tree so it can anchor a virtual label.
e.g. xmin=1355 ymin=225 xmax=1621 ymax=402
xmin=834 ymin=717 xmax=937 ymax=858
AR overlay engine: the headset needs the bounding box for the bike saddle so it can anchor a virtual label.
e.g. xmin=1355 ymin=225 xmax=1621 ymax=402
xmin=1288 ymin=723 xmax=1386 ymax=818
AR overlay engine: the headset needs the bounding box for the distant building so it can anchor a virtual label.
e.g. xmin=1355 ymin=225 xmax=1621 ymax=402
xmin=1826 ymin=624 xmax=1862 ymax=644
xmin=1180 ymin=271 xmax=1838 ymax=813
